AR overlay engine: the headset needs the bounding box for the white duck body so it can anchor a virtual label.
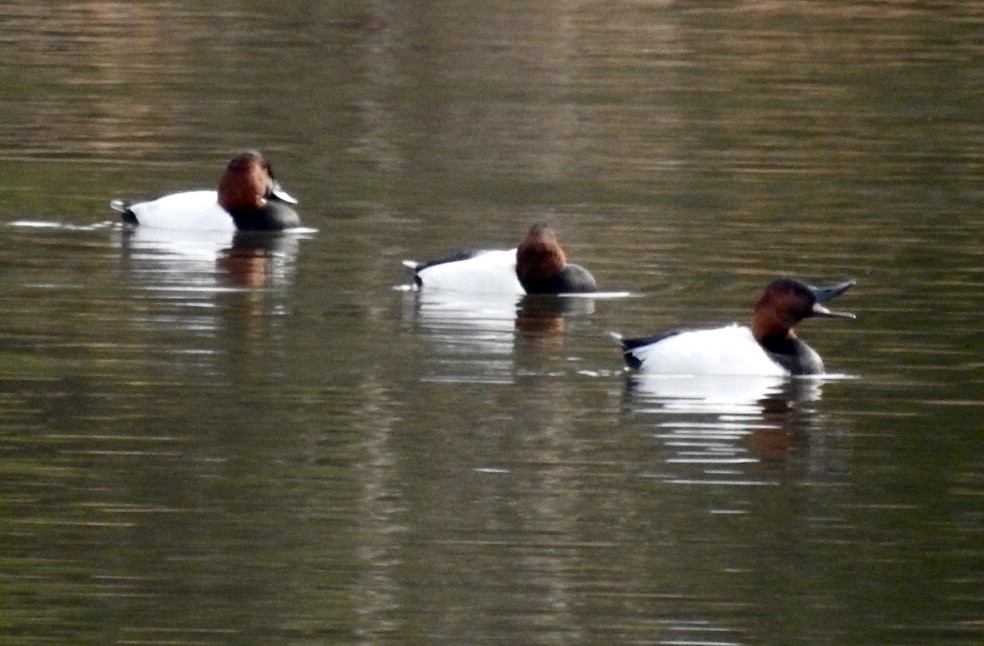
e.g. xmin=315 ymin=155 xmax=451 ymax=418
xmin=113 ymin=190 xmax=235 ymax=232
xmin=406 ymin=248 xmax=524 ymax=296
xmin=622 ymin=324 xmax=791 ymax=377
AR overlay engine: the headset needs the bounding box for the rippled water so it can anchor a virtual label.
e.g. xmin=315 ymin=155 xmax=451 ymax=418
xmin=0 ymin=2 xmax=982 ymax=644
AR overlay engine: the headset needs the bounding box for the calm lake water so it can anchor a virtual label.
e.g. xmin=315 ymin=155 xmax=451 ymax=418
xmin=1 ymin=1 xmax=982 ymax=644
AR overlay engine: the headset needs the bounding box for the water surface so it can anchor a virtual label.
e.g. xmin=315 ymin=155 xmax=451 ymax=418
xmin=0 ymin=2 xmax=982 ymax=644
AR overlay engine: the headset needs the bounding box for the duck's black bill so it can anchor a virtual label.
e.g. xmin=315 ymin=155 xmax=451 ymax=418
xmin=810 ymin=279 xmax=856 ymax=319
xmin=270 ymin=181 xmax=299 ymax=205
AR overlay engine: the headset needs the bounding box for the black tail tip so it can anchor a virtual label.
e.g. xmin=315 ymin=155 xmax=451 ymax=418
xmin=110 ymin=199 xmax=138 ymax=224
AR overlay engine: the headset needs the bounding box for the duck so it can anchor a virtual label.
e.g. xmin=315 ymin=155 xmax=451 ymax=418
xmin=403 ymin=223 xmax=598 ymax=295
xmin=110 ymin=150 xmax=301 ymax=232
xmin=613 ymin=277 xmax=856 ymax=376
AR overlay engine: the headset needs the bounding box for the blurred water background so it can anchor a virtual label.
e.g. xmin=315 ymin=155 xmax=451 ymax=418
xmin=0 ymin=1 xmax=981 ymax=644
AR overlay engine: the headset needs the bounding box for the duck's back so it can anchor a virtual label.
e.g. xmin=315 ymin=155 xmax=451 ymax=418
xmin=119 ymin=190 xmax=236 ymax=232
xmin=625 ymin=324 xmax=788 ymax=376
xmin=409 ymin=248 xmax=524 ymax=295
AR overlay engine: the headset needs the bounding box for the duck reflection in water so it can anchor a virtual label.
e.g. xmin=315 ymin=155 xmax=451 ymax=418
xmin=117 ymin=225 xmax=305 ymax=347
xmin=623 ymin=374 xmax=849 ymax=480
xmin=401 ymin=288 xmax=599 ymax=383
xmin=215 ymin=234 xmax=300 ymax=343
xmin=118 ymin=225 xmax=302 ymax=288
xmin=218 ymin=232 xmax=300 ymax=288
xmin=514 ymin=294 xmax=596 ymax=356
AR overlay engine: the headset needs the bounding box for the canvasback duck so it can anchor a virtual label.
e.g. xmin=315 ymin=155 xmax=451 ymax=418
xmin=403 ymin=223 xmax=598 ymax=295
xmin=614 ymin=277 xmax=856 ymax=376
xmin=110 ymin=150 xmax=300 ymax=232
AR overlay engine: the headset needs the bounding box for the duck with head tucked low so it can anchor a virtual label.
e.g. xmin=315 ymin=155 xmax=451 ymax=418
xmin=613 ymin=277 xmax=856 ymax=376
xmin=403 ymin=223 xmax=598 ymax=295
xmin=110 ymin=150 xmax=301 ymax=232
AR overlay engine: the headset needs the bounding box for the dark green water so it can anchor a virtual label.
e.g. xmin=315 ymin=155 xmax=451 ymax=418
xmin=0 ymin=2 xmax=981 ymax=644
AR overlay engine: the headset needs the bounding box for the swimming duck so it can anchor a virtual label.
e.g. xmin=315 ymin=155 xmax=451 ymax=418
xmin=403 ymin=223 xmax=598 ymax=295
xmin=110 ymin=150 xmax=300 ymax=232
xmin=613 ymin=277 xmax=855 ymax=376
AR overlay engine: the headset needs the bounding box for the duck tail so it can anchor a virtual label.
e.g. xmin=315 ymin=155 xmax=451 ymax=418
xmin=609 ymin=332 xmax=644 ymax=369
xmin=401 ymin=259 xmax=423 ymax=287
xmin=109 ymin=199 xmax=138 ymax=224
